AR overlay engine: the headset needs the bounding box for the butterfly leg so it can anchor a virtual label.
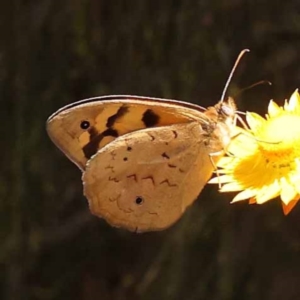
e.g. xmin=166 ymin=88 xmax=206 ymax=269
xmin=236 ymin=114 xmax=251 ymax=130
xmin=208 ymin=150 xmax=224 ymax=189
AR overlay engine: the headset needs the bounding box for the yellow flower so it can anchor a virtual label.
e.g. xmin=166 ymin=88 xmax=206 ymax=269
xmin=210 ymin=90 xmax=300 ymax=214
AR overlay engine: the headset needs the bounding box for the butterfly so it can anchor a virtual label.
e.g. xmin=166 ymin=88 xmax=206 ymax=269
xmin=47 ymin=50 xmax=248 ymax=232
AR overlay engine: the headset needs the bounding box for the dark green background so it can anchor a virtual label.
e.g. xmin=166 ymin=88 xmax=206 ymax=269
xmin=1 ymin=1 xmax=300 ymax=299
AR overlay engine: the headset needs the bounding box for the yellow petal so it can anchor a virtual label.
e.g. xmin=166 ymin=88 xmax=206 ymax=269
xmin=286 ymin=89 xmax=300 ymax=111
xmin=220 ymin=182 xmax=244 ymax=192
xmin=231 ymin=189 xmax=257 ymax=202
xmin=216 ymin=169 xmax=233 ymax=174
xmin=227 ymin=132 xmax=257 ymax=156
xmin=268 ymin=100 xmax=282 ymax=117
xmin=208 ymin=175 xmax=233 ymax=184
xmin=284 ymin=99 xmax=290 ymax=111
xmin=246 ymin=112 xmax=266 ymax=132
xmin=292 ymin=178 xmax=300 ymax=194
xmin=288 ymin=171 xmax=300 ymax=194
xmin=280 ymin=178 xmax=297 ymax=204
xmin=217 ymin=156 xmax=236 ymax=168
xmin=255 ymin=182 xmax=280 ymax=204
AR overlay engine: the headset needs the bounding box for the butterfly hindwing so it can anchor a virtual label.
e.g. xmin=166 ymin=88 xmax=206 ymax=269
xmin=82 ymin=122 xmax=217 ymax=232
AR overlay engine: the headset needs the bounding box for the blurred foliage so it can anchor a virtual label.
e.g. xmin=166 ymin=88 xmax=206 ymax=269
xmin=1 ymin=0 xmax=300 ymax=300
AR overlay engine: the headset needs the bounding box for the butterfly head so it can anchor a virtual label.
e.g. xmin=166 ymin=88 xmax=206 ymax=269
xmin=202 ymin=97 xmax=237 ymax=152
xmin=218 ymin=97 xmax=237 ymax=126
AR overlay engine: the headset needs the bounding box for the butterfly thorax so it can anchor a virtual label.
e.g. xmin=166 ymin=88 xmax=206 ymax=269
xmin=201 ymin=97 xmax=236 ymax=151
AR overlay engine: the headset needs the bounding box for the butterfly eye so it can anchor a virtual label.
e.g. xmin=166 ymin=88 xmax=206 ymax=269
xmin=220 ymin=105 xmax=233 ymax=117
xmin=135 ymin=196 xmax=144 ymax=205
xmin=80 ymin=120 xmax=90 ymax=130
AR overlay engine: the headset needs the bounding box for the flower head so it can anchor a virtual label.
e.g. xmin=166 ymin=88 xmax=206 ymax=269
xmin=210 ymin=90 xmax=300 ymax=214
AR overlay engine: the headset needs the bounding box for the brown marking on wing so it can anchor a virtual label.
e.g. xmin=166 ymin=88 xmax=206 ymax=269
xmin=116 ymin=202 xmax=134 ymax=213
xmin=141 ymin=176 xmax=155 ymax=185
xmin=159 ymin=179 xmax=177 ymax=187
xmin=106 ymin=105 xmax=129 ymax=127
xmin=142 ymin=109 xmax=160 ymax=127
xmin=105 ymin=165 xmax=114 ymax=172
xmin=111 ymin=151 xmax=116 ymax=160
xmin=168 ymin=163 xmax=176 ymax=168
xmin=88 ymin=126 xmax=99 ymax=139
xmin=148 ymin=133 xmax=155 ymax=141
xmin=109 ymin=194 xmax=120 ymax=202
xmin=162 ymin=152 xmax=170 ymax=159
xmin=172 ymin=130 xmax=178 ymax=138
xmin=108 ymin=176 xmax=119 ymax=183
xmin=82 ymin=127 xmax=118 ymax=159
xmin=82 ymin=106 xmax=130 ymax=159
xmin=127 ymin=174 xmax=138 ymax=182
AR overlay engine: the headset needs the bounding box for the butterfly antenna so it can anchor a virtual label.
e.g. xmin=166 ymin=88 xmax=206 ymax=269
xmin=220 ymin=49 xmax=250 ymax=103
xmin=235 ymin=80 xmax=272 ymax=97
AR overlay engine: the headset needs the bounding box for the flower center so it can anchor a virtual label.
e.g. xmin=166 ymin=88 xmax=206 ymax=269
xmin=256 ymin=114 xmax=300 ymax=170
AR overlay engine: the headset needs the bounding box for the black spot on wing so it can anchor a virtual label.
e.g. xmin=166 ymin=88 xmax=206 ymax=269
xmin=82 ymin=106 xmax=129 ymax=160
xmin=142 ymin=109 xmax=160 ymax=127
xmin=80 ymin=120 xmax=90 ymax=129
xmin=83 ymin=127 xmax=118 ymax=159
xmin=135 ymin=196 xmax=144 ymax=205
xmin=106 ymin=105 xmax=129 ymax=127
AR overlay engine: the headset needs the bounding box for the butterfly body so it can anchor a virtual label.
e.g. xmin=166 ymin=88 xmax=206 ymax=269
xmin=47 ymin=95 xmax=237 ymax=232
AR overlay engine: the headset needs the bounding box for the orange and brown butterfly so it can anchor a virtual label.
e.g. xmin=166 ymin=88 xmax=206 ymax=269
xmin=46 ymin=50 xmax=248 ymax=232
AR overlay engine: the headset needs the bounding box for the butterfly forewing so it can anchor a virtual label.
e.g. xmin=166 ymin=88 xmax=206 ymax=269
xmin=47 ymin=96 xmax=209 ymax=170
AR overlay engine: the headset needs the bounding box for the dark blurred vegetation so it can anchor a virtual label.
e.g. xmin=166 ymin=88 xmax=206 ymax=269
xmin=1 ymin=1 xmax=300 ymax=299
